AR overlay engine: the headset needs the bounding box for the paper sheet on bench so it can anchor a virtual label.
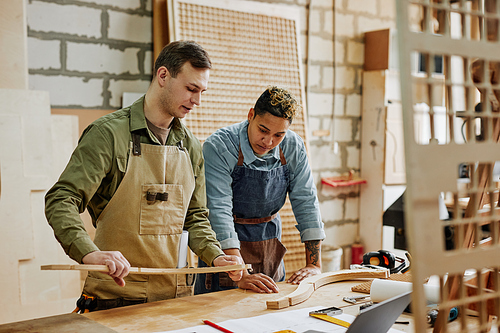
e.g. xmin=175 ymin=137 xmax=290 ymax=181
xmin=159 ymin=305 xmax=404 ymax=333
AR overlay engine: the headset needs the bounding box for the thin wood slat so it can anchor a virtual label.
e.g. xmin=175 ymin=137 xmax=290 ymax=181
xmin=351 ymin=272 xmax=414 ymax=294
xmin=266 ymin=269 xmax=390 ymax=309
xmin=41 ymin=264 xmax=251 ymax=275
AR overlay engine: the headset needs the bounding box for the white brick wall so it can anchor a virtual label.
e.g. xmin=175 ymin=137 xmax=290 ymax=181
xmin=312 ymin=0 xmax=334 ymax=8
xmin=335 ymin=13 xmax=355 ymax=38
xmin=334 ymin=66 xmax=356 ymax=90
xmin=319 ymin=198 xmax=344 ymax=221
xmin=325 ymin=223 xmax=358 ymax=247
xmin=27 ymin=1 xmax=102 ymax=38
xmin=307 ymin=117 xmax=321 ymax=135
xmin=108 ymin=11 xmax=152 ymax=43
xmin=27 ymin=0 xmax=152 ymax=110
xmin=29 ymin=75 xmax=104 ymax=107
xmin=77 ymin=0 xmax=142 ymax=10
xmin=347 ymin=0 xmax=377 ymax=15
xmin=346 ymin=145 xmax=360 ymax=169
xmin=379 ymin=0 xmax=396 ymax=20
xmin=333 ymin=118 xmax=353 ymax=142
xmin=66 ymin=42 xmax=141 ymax=75
xmin=108 ymin=79 xmax=150 ymax=108
xmin=345 ymin=196 xmax=360 ymax=220
xmin=346 ymin=93 xmax=361 ymax=116
xmin=310 ymin=144 xmax=342 ymax=169
xmin=307 ymin=92 xmax=333 ymax=116
xmin=334 ymin=94 xmax=345 ymax=116
xmin=307 ymin=64 xmax=321 ymax=88
xmin=321 ymin=117 xmax=332 ymax=134
xmin=324 ymin=10 xmax=334 ymax=35
xmin=309 ymin=36 xmax=333 ymax=62
xmin=347 ymin=40 xmax=364 ymax=65
xmin=309 ymin=10 xmax=322 ymax=34
xmin=358 ymin=16 xmax=396 ymax=35
xmin=144 ymin=50 xmax=153 ymax=73
xmin=321 ymin=66 xmax=334 ymax=90
xmin=335 ymin=41 xmax=345 ymax=64
xmin=28 ymin=38 xmax=60 ymax=70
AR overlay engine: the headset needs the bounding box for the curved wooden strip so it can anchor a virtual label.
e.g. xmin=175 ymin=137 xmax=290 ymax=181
xmin=266 ymin=269 xmax=389 ymax=309
xmin=41 ymin=264 xmax=251 ymax=275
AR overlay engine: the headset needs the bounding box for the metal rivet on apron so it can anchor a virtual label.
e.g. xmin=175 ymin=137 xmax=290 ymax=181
xmin=146 ymin=191 xmax=157 ymax=203
xmin=156 ymin=192 xmax=169 ymax=201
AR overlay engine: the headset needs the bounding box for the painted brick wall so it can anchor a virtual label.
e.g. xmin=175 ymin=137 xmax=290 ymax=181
xmin=27 ymin=0 xmax=152 ymax=109
xmin=26 ymin=0 xmax=396 ymax=256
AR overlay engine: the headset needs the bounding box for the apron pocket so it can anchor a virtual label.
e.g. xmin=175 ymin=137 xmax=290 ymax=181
xmin=240 ymin=238 xmax=287 ymax=281
xmin=140 ymin=184 xmax=185 ymax=235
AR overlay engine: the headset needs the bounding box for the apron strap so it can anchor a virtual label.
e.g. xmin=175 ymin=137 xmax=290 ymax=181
xmin=237 ymin=146 xmax=244 ymax=166
xmin=233 ymin=212 xmax=278 ymax=224
xmin=278 ymin=146 xmax=286 ymax=165
xmin=132 ymin=133 xmax=141 ymax=156
xmin=236 ymin=145 xmax=287 ymax=166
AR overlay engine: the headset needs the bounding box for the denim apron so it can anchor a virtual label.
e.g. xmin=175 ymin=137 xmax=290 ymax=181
xmin=195 ymin=145 xmax=288 ymax=294
xmin=82 ymin=133 xmax=195 ymax=309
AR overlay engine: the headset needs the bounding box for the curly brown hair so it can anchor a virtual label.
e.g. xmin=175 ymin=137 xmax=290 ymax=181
xmin=253 ymin=86 xmax=301 ymax=123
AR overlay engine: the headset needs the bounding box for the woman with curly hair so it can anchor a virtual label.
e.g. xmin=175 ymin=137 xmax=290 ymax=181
xmin=195 ymin=86 xmax=325 ymax=294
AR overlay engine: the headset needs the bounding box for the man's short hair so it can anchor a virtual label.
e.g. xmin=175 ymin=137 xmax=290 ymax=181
xmin=153 ymin=40 xmax=212 ymax=78
xmin=253 ymin=86 xmax=301 ymax=123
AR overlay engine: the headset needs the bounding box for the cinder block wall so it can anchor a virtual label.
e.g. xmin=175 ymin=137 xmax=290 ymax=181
xmin=26 ymin=0 xmax=396 ymax=257
xmin=27 ymin=0 xmax=152 ymax=109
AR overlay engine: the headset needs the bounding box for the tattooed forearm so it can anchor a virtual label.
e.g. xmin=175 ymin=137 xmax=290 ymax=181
xmin=305 ymin=240 xmax=321 ymax=267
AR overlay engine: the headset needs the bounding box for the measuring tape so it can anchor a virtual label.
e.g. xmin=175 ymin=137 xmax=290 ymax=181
xmin=309 ymin=313 xmax=351 ymax=328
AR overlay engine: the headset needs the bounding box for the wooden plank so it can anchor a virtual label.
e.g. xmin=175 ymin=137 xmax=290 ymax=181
xmin=0 ymin=313 xmax=117 ymax=333
xmin=41 ymin=264 xmax=251 ymax=275
xmin=266 ymin=269 xmax=389 ymax=309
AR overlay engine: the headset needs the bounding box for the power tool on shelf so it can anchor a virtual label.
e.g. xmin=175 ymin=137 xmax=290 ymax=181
xmin=356 ymin=250 xmax=410 ymax=274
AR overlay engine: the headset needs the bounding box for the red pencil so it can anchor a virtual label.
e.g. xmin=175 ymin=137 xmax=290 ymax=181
xmin=202 ymin=319 xmax=234 ymax=333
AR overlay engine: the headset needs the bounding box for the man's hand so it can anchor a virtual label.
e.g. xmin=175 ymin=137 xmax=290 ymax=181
xmin=237 ymin=272 xmax=279 ymax=293
xmin=286 ymin=264 xmax=321 ymax=285
xmin=82 ymin=250 xmax=131 ymax=287
xmin=213 ymin=255 xmax=244 ymax=281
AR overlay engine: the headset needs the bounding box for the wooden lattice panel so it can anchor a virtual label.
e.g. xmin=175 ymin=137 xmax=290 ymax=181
xmin=397 ymin=0 xmax=500 ymax=331
xmin=168 ymin=0 xmax=308 ymax=275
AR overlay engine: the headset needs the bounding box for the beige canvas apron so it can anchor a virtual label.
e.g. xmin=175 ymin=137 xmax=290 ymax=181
xmin=82 ymin=135 xmax=195 ymax=304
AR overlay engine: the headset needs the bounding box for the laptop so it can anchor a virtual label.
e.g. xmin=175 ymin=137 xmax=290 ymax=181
xmin=345 ymin=291 xmax=412 ymax=333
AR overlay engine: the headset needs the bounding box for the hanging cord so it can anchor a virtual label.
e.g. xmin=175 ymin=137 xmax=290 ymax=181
xmin=330 ymin=0 xmax=337 ymax=153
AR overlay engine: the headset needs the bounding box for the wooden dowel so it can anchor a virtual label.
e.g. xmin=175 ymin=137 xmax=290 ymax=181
xmin=41 ymin=264 xmax=251 ymax=275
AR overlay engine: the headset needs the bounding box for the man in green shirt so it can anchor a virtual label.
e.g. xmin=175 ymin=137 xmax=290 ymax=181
xmin=45 ymin=40 xmax=243 ymax=311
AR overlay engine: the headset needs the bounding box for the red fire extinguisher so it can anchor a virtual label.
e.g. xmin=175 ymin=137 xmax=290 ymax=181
xmin=351 ymin=241 xmax=364 ymax=265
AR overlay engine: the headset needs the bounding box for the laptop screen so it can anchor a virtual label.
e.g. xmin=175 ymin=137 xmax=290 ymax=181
xmin=346 ymin=291 xmax=412 ymax=333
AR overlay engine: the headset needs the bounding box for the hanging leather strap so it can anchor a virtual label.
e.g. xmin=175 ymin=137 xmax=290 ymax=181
xmin=233 ymin=213 xmax=278 ymax=224
xmin=132 ymin=133 xmax=141 ymax=156
xmin=236 ymin=145 xmax=287 ymax=166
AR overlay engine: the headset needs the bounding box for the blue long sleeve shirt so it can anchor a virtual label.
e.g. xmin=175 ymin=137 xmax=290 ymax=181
xmin=202 ymin=120 xmax=325 ymax=250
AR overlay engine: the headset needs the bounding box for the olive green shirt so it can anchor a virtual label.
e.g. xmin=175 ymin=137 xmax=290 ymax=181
xmin=45 ymin=96 xmax=224 ymax=265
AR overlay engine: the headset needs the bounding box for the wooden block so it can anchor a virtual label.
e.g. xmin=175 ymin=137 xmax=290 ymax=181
xmin=266 ymin=269 xmax=389 ymax=309
xmin=364 ymin=29 xmax=398 ymax=71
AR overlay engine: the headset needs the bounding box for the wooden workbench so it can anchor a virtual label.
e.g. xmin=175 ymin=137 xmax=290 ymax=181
xmin=84 ymin=280 xmax=415 ymax=332
xmin=1 ymin=280 xmax=415 ymax=332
